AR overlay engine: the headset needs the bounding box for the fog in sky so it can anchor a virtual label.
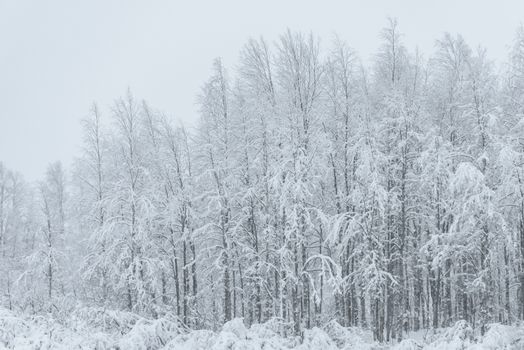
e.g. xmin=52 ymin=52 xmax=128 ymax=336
xmin=1 ymin=0 xmax=523 ymax=181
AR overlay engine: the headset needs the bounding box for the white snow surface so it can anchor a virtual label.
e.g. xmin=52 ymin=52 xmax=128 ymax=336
xmin=0 ymin=307 xmax=523 ymax=349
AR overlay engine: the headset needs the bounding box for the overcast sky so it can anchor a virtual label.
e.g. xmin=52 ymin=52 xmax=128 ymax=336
xmin=1 ymin=0 xmax=524 ymax=181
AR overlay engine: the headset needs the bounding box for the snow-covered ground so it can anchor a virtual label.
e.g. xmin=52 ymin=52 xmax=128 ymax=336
xmin=0 ymin=307 xmax=523 ymax=349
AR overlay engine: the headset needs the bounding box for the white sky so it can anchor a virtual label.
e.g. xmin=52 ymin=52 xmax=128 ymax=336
xmin=1 ymin=0 xmax=524 ymax=181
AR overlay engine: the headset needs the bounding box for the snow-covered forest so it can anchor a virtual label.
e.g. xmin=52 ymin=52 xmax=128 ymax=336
xmin=3 ymin=19 xmax=524 ymax=348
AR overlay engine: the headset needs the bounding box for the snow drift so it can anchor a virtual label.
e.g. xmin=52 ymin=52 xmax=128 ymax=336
xmin=0 ymin=308 xmax=523 ymax=349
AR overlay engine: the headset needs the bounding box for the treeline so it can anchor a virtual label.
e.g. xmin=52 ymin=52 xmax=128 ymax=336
xmin=2 ymin=19 xmax=524 ymax=342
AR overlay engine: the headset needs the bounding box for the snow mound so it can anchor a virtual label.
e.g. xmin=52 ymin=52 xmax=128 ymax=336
xmin=116 ymin=316 xmax=183 ymax=350
xmin=442 ymin=320 xmax=474 ymax=342
xmin=424 ymin=320 xmax=475 ymax=350
xmin=474 ymin=323 xmax=524 ymax=350
xmin=0 ymin=309 xmax=30 ymax=349
xmin=2 ymin=309 xmax=524 ymax=350
xmin=164 ymin=318 xmax=291 ymax=350
xmin=71 ymin=305 xmax=141 ymax=334
xmin=322 ymin=320 xmax=375 ymax=349
xmin=0 ymin=309 xmax=113 ymax=350
xmin=390 ymin=338 xmax=422 ymax=350
xmin=222 ymin=318 xmax=248 ymax=339
xmin=297 ymin=327 xmax=338 ymax=350
xmin=164 ymin=329 xmax=216 ymax=350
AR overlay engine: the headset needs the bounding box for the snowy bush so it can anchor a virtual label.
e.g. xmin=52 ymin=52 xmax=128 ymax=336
xmin=164 ymin=330 xmax=216 ymax=350
xmin=475 ymin=323 xmax=524 ymax=350
xmin=390 ymin=339 xmax=422 ymax=350
xmin=71 ymin=306 xmax=141 ymax=334
xmin=2 ymin=307 xmax=524 ymax=349
xmin=116 ymin=316 xmax=183 ymax=350
xmin=322 ymin=320 xmax=375 ymax=349
xmin=0 ymin=309 xmax=30 ymax=349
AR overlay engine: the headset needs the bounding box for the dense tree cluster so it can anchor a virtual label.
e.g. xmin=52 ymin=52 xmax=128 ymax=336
xmin=2 ymin=20 xmax=524 ymax=342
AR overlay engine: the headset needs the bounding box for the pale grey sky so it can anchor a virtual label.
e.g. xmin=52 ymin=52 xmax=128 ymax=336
xmin=1 ymin=0 xmax=523 ymax=180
